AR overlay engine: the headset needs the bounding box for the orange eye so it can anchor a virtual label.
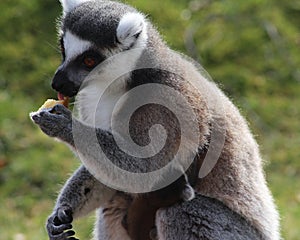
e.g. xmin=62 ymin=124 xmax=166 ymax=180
xmin=83 ymin=57 xmax=96 ymax=68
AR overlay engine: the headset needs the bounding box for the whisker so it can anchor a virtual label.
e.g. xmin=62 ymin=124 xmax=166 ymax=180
xmin=45 ymin=40 xmax=61 ymax=54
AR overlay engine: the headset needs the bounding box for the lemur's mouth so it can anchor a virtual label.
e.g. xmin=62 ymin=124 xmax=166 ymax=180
xmin=58 ymin=92 xmax=66 ymax=101
xmin=57 ymin=92 xmax=70 ymax=108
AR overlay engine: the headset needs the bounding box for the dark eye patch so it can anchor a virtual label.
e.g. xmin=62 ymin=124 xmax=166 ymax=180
xmin=76 ymin=50 xmax=105 ymax=71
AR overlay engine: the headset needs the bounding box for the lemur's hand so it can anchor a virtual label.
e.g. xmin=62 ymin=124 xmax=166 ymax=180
xmin=47 ymin=206 xmax=78 ymax=240
xmin=31 ymin=104 xmax=73 ymax=144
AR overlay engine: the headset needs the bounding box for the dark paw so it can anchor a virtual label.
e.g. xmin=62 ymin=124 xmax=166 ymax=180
xmin=47 ymin=206 xmax=78 ymax=240
xmin=30 ymin=105 xmax=72 ymax=139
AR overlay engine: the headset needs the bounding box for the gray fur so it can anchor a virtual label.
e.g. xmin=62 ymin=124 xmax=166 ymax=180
xmin=156 ymin=194 xmax=264 ymax=240
xmin=31 ymin=0 xmax=280 ymax=239
xmin=62 ymin=1 xmax=137 ymax=47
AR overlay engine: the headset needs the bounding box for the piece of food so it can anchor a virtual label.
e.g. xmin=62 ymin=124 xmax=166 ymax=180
xmin=38 ymin=97 xmax=69 ymax=111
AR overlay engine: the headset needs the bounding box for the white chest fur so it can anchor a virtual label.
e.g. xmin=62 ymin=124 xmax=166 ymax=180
xmin=76 ymin=74 xmax=128 ymax=131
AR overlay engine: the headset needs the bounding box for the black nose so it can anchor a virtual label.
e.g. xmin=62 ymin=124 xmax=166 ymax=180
xmin=52 ymin=69 xmax=67 ymax=91
xmin=52 ymin=70 xmax=79 ymax=97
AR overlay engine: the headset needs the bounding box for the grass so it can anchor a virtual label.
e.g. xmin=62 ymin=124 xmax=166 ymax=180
xmin=0 ymin=0 xmax=299 ymax=239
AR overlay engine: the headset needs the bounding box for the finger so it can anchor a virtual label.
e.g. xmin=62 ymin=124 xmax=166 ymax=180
xmin=52 ymin=216 xmax=62 ymax=226
xmin=49 ymin=230 xmax=76 ymax=240
xmin=63 ymin=230 xmax=76 ymax=238
xmin=49 ymin=223 xmax=73 ymax=235
xmin=40 ymin=126 xmax=59 ymax=137
xmin=44 ymin=110 xmax=71 ymax=124
xmin=31 ymin=113 xmax=41 ymax=124
xmin=33 ymin=111 xmax=54 ymax=125
xmin=58 ymin=209 xmax=73 ymax=224
xmin=52 ymin=104 xmax=71 ymax=116
xmin=39 ymin=113 xmax=61 ymax=126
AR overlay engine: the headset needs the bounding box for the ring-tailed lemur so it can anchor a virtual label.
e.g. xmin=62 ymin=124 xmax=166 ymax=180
xmin=30 ymin=0 xmax=280 ymax=239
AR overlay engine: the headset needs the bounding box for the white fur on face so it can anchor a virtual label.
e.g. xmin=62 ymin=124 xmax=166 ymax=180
xmin=60 ymin=0 xmax=93 ymax=15
xmin=116 ymin=12 xmax=148 ymax=50
xmin=63 ymin=31 xmax=93 ymax=63
xmin=65 ymin=13 xmax=149 ymax=131
xmin=76 ymin=48 xmax=146 ymax=130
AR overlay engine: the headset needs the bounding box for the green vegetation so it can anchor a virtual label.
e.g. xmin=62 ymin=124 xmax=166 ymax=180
xmin=0 ymin=0 xmax=299 ymax=239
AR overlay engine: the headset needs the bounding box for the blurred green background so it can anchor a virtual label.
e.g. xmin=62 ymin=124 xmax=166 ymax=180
xmin=0 ymin=0 xmax=299 ymax=239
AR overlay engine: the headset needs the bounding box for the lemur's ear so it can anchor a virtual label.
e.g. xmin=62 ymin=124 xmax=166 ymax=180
xmin=116 ymin=12 xmax=147 ymax=49
xmin=60 ymin=0 xmax=92 ymax=15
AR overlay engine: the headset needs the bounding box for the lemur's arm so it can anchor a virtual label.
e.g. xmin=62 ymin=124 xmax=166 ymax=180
xmin=53 ymin=165 xmax=115 ymax=218
xmin=31 ymin=105 xmax=145 ymax=174
xmin=31 ymin=104 xmax=195 ymax=188
xmin=46 ymin=164 xmax=115 ymax=240
xmin=31 ymin=104 xmax=196 ymax=239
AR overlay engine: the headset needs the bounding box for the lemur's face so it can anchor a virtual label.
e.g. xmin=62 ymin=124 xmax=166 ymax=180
xmin=52 ymin=0 xmax=148 ymax=98
xmin=52 ymin=32 xmax=104 ymax=97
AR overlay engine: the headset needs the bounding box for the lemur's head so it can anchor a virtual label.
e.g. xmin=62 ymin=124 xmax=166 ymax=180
xmin=53 ymin=0 xmax=149 ymax=98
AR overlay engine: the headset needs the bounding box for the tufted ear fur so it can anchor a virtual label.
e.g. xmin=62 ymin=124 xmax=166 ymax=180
xmin=60 ymin=0 xmax=92 ymax=15
xmin=116 ymin=12 xmax=147 ymax=49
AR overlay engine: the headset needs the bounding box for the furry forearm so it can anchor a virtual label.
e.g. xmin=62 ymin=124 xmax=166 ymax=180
xmin=55 ymin=165 xmax=115 ymax=219
xmin=32 ymin=103 xmax=196 ymax=192
xmin=66 ymin=117 xmax=189 ymax=192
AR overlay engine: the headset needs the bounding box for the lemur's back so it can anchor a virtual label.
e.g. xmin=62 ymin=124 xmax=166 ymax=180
xmin=150 ymin=45 xmax=280 ymax=239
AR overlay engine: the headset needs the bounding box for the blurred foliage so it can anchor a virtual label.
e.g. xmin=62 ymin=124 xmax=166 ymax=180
xmin=0 ymin=0 xmax=299 ymax=239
